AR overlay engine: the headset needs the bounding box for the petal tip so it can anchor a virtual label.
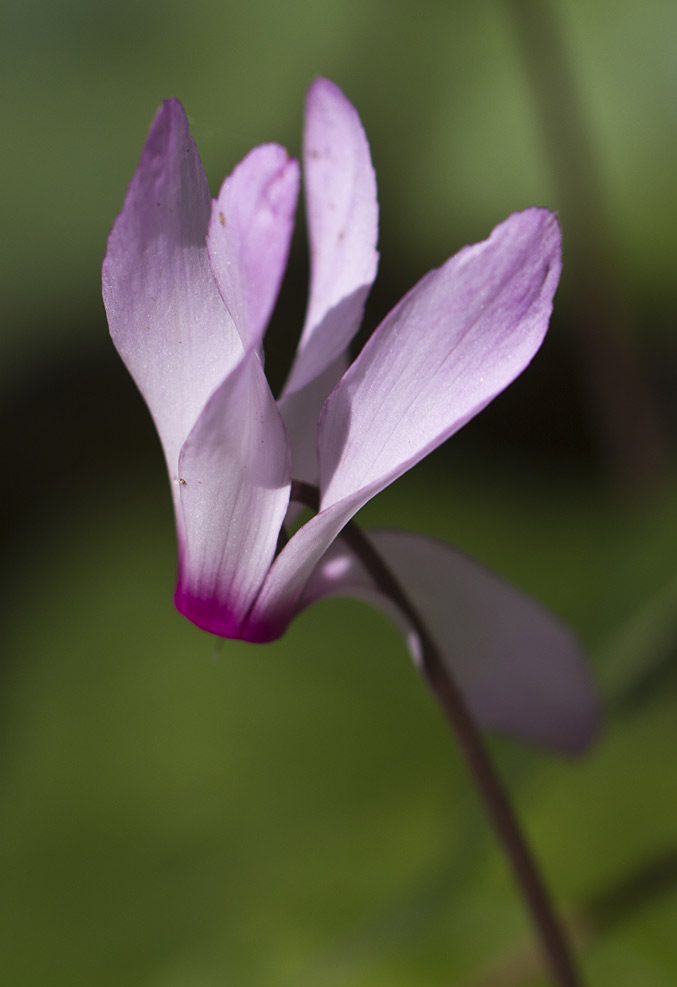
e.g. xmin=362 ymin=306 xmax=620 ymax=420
xmin=307 ymin=76 xmax=344 ymax=101
xmin=306 ymin=76 xmax=361 ymax=125
xmin=143 ymin=97 xmax=190 ymax=159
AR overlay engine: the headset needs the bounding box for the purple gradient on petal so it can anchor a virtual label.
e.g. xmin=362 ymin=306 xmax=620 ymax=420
xmin=176 ymin=351 xmax=291 ymax=637
xmin=174 ymin=584 xmax=245 ymax=639
xmin=174 ymin=584 xmax=284 ymax=642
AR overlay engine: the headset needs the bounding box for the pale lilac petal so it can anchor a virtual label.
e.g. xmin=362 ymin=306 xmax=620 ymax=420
xmin=246 ymin=210 xmax=562 ymax=639
xmin=281 ymin=78 xmax=379 ymax=398
xmin=300 ymin=532 xmax=599 ymax=754
xmin=174 ymin=350 xmax=290 ymax=637
xmin=207 ymin=145 xmax=300 ymax=350
xmin=319 ymin=208 xmax=562 ymax=511
xmin=242 ymin=496 xmax=355 ymax=640
xmin=278 ymin=352 xmax=348 ymax=489
xmin=102 ymin=99 xmax=242 ymax=478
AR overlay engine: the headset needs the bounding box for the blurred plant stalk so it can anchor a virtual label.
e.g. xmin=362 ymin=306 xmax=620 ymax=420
xmin=457 ymin=844 xmax=677 ymax=986
xmin=504 ymin=0 xmax=668 ymax=491
xmin=340 ymin=517 xmax=585 ymax=987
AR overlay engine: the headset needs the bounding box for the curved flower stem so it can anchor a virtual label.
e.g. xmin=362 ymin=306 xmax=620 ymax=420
xmin=290 ymin=481 xmax=583 ymax=987
xmin=340 ymin=523 xmax=583 ymax=987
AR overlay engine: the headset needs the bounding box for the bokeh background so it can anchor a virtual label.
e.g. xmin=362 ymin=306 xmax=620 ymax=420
xmin=2 ymin=0 xmax=677 ymax=983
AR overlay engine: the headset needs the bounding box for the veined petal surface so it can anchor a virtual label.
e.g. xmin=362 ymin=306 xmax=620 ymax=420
xmin=102 ymin=99 xmax=242 ymax=479
xmin=175 ymin=350 xmax=291 ymax=638
xmin=282 ymin=78 xmax=379 ymax=398
xmin=246 ymin=209 xmax=562 ymax=639
xmin=300 ymin=531 xmax=599 ymax=754
xmin=319 ymin=208 xmax=562 ymax=510
xmin=207 ymin=144 xmax=300 ymax=350
xmin=175 ymin=141 xmax=297 ymax=636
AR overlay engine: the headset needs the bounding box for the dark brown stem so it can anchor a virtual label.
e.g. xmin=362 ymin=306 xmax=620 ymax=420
xmin=290 ymin=480 xmax=583 ymax=987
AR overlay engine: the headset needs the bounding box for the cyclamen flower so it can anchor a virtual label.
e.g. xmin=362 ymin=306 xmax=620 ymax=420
xmin=103 ymin=79 xmax=597 ymax=753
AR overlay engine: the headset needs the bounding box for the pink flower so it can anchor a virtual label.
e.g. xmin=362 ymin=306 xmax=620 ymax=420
xmin=102 ymin=79 xmax=597 ymax=752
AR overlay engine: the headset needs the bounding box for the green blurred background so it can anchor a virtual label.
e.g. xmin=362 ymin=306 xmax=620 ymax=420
xmin=2 ymin=0 xmax=677 ymax=983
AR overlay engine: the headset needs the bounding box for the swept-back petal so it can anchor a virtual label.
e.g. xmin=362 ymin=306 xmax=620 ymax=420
xmin=174 ymin=350 xmax=291 ymax=638
xmin=102 ymin=99 xmax=242 ymax=478
xmin=243 ymin=209 xmax=562 ymax=639
xmin=300 ymin=532 xmax=599 ymax=754
xmin=281 ymin=78 xmax=379 ymax=399
xmin=319 ymin=208 xmax=562 ymax=510
xmin=207 ymin=144 xmax=300 ymax=350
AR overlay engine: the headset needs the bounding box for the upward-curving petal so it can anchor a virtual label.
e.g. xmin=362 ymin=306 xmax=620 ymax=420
xmin=207 ymin=144 xmax=300 ymax=350
xmin=298 ymin=531 xmax=599 ymax=755
xmin=281 ymin=78 xmax=379 ymax=399
xmin=102 ymin=99 xmax=242 ymax=479
xmin=319 ymin=208 xmax=562 ymax=510
xmin=244 ymin=209 xmax=562 ymax=640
